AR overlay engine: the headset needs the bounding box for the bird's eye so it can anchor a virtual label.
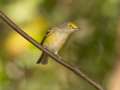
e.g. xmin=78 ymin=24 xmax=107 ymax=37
xmin=67 ymin=22 xmax=79 ymax=30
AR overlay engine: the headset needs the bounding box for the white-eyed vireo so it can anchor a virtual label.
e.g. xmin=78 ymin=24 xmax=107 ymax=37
xmin=36 ymin=22 xmax=80 ymax=64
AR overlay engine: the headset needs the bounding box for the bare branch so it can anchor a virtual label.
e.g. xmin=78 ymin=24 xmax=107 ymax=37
xmin=0 ymin=10 xmax=105 ymax=90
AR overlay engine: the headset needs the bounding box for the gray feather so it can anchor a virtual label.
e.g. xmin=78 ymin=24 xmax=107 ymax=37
xmin=36 ymin=53 xmax=48 ymax=64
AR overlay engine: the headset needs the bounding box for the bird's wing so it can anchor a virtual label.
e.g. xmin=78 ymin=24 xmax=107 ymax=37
xmin=40 ymin=27 xmax=58 ymax=45
xmin=40 ymin=28 xmax=52 ymax=45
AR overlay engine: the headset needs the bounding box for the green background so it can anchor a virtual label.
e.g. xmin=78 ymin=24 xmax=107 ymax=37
xmin=0 ymin=0 xmax=119 ymax=90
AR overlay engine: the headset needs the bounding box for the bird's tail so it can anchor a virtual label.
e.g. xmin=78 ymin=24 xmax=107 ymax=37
xmin=36 ymin=52 xmax=48 ymax=64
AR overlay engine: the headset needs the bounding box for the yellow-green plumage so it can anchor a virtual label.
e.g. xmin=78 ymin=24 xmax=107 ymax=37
xmin=36 ymin=22 xmax=79 ymax=64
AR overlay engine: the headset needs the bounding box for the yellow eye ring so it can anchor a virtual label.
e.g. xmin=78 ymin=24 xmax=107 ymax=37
xmin=67 ymin=22 xmax=79 ymax=30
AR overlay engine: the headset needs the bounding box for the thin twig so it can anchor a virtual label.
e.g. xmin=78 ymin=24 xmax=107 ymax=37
xmin=0 ymin=11 xmax=104 ymax=90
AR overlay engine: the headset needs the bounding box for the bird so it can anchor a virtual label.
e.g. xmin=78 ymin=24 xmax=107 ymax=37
xmin=36 ymin=22 xmax=80 ymax=64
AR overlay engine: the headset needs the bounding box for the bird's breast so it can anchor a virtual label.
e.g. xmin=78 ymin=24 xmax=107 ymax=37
xmin=43 ymin=32 xmax=69 ymax=52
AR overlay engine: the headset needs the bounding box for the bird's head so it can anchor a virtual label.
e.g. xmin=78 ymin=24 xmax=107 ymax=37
xmin=67 ymin=22 xmax=80 ymax=32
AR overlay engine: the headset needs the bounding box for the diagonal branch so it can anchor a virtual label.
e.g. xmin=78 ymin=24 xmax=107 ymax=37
xmin=0 ymin=11 xmax=104 ymax=90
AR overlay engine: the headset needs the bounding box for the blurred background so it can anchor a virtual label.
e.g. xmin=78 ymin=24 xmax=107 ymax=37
xmin=0 ymin=0 xmax=120 ymax=90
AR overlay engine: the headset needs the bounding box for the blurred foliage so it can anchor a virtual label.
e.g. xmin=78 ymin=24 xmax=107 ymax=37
xmin=0 ymin=0 xmax=120 ymax=90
